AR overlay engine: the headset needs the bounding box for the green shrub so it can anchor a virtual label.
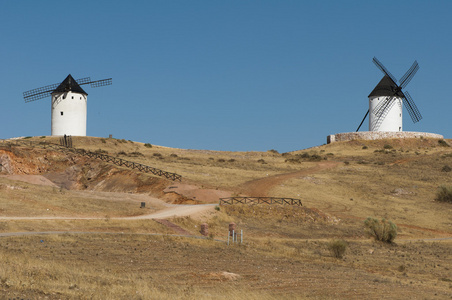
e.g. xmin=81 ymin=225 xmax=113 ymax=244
xmin=285 ymin=158 xmax=300 ymax=164
xmin=364 ymin=217 xmax=397 ymax=243
xmin=129 ymin=151 xmax=144 ymax=157
xmin=40 ymin=136 xmax=46 ymax=139
xmin=435 ymin=185 xmax=452 ymax=203
xmin=117 ymin=151 xmax=127 ymax=156
xmin=310 ymin=154 xmax=322 ymax=161
xmin=438 ymin=139 xmax=450 ymax=147
xmin=268 ymin=149 xmax=279 ymax=154
xmin=257 ymin=159 xmax=266 ymax=164
xmin=298 ymin=153 xmax=310 ymax=159
xmin=144 ymin=143 xmax=152 ymax=148
xmin=170 ymin=154 xmax=178 ymax=158
xmin=383 ymin=144 xmax=393 ymax=149
xmin=95 ymin=149 xmax=108 ymax=154
xmin=442 ymin=165 xmax=451 ymax=172
xmin=328 ymin=240 xmax=347 ymax=259
xmin=100 ymin=138 xmax=106 ymax=143
xmin=362 ymin=146 xmax=368 ymax=149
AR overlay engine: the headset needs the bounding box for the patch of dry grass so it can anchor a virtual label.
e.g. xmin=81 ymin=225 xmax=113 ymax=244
xmin=0 ymin=177 xmax=156 ymax=218
xmin=1 ymin=232 xmax=451 ymax=299
xmin=1 ymin=136 xmax=451 ymax=299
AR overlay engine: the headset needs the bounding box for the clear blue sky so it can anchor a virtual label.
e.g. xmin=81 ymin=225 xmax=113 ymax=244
xmin=1 ymin=1 xmax=450 ymax=152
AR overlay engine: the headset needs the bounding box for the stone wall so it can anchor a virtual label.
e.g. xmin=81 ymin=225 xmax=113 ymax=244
xmin=327 ymin=131 xmax=444 ymax=144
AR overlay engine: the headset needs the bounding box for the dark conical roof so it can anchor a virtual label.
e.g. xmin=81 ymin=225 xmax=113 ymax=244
xmin=52 ymin=74 xmax=87 ymax=95
xmin=368 ymin=75 xmax=404 ymax=98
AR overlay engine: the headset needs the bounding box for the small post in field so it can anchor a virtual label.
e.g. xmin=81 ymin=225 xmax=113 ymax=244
xmin=200 ymin=223 xmax=208 ymax=236
xmin=229 ymin=222 xmax=236 ymax=236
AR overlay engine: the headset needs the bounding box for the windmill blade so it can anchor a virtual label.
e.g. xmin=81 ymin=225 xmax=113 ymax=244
xmin=23 ymin=82 xmax=61 ymax=102
xmin=373 ymin=57 xmax=397 ymax=83
xmin=23 ymin=77 xmax=91 ymax=102
xmin=76 ymin=77 xmax=92 ymax=85
xmin=374 ymin=97 xmax=396 ymax=120
xmin=356 ymin=109 xmax=369 ymax=132
xmin=403 ymin=91 xmax=422 ymax=123
xmin=373 ymin=96 xmax=394 ymax=118
xmin=399 ymin=61 xmax=419 ymax=89
xmin=90 ymin=78 xmax=112 ymax=88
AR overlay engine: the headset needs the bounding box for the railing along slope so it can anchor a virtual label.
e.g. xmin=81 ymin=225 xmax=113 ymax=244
xmin=0 ymin=139 xmax=182 ymax=181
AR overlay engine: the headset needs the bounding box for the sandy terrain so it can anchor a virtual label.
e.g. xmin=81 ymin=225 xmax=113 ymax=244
xmin=0 ymin=174 xmax=58 ymax=187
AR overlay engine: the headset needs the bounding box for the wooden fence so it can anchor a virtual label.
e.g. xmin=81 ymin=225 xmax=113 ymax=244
xmin=219 ymin=197 xmax=302 ymax=206
xmin=0 ymin=139 xmax=182 ymax=181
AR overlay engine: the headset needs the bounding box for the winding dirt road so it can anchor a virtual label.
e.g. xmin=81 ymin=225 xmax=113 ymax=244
xmin=238 ymin=161 xmax=340 ymax=196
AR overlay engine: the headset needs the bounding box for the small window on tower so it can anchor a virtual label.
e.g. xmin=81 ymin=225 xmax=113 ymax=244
xmin=72 ymin=96 xmax=74 ymax=99
xmin=80 ymin=97 xmax=82 ymax=100
xmin=61 ymin=111 xmax=64 ymax=116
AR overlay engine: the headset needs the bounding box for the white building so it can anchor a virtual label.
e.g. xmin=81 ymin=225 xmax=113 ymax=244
xmin=368 ymin=75 xmax=403 ymax=132
xmin=51 ymin=74 xmax=88 ymax=136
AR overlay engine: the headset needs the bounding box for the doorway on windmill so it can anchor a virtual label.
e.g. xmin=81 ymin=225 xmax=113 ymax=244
xmin=60 ymin=111 xmax=63 ymax=116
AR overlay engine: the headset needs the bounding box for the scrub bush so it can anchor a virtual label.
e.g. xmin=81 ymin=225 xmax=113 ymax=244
xmin=435 ymin=185 xmax=452 ymax=203
xmin=328 ymin=240 xmax=347 ymax=259
xmin=364 ymin=217 xmax=397 ymax=243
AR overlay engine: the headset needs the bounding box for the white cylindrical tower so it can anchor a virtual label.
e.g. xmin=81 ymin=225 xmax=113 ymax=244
xmin=369 ymin=96 xmax=402 ymax=131
xmin=368 ymin=75 xmax=403 ymax=132
xmin=50 ymin=75 xmax=88 ymax=136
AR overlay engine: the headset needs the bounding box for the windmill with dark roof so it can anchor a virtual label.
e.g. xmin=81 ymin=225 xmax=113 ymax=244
xmin=356 ymin=57 xmax=421 ymax=132
xmin=23 ymin=75 xmax=112 ymax=136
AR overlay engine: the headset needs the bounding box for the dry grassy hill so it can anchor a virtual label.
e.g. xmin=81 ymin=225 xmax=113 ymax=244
xmin=0 ymin=136 xmax=451 ymax=299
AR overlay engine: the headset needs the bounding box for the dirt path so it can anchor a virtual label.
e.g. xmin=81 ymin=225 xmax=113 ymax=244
xmin=238 ymin=161 xmax=340 ymax=197
xmin=0 ymin=203 xmax=216 ymax=221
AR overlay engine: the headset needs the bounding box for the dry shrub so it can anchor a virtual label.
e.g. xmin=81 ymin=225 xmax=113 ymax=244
xmin=441 ymin=165 xmax=451 ymax=172
xmin=435 ymin=185 xmax=452 ymax=203
xmin=438 ymin=139 xmax=450 ymax=147
xmin=328 ymin=239 xmax=347 ymax=258
xmin=364 ymin=217 xmax=397 ymax=243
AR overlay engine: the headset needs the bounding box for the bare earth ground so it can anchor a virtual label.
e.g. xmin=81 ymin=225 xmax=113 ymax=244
xmin=238 ymin=161 xmax=341 ymax=197
xmin=0 ymin=137 xmax=451 ymax=299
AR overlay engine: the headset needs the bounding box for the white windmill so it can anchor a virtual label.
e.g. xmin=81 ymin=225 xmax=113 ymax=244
xmin=23 ymin=74 xmax=112 ymax=136
xmin=356 ymin=57 xmax=421 ymax=132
